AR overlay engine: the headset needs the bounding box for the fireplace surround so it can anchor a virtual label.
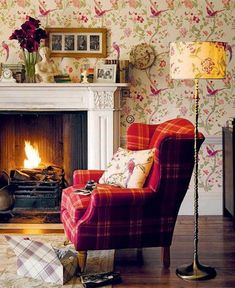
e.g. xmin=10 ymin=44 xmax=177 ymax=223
xmin=0 ymin=82 xmax=128 ymax=169
xmin=0 ymin=83 xmax=127 ymax=214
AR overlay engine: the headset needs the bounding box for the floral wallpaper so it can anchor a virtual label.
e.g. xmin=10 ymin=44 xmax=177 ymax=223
xmin=0 ymin=0 xmax=234 ymax=212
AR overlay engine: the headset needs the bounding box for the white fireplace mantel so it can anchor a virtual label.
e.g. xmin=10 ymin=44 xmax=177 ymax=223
xmin=0 ymin=83 xmax=128 ymax=169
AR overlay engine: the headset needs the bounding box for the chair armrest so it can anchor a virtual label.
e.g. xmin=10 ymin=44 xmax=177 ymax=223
xmin=73 ymin=170 xmax=104 ymax=185
xmin=91 ymin=187 xmax=154 ymax=207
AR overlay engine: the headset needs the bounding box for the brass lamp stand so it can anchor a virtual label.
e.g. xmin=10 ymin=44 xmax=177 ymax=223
xmin=175 ymin=79 xmax=216 ymax=280
xmin=170 ymin=42 xmax=226 ymax=281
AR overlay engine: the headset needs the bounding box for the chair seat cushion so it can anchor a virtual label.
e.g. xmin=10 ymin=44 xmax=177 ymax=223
xmin=61 ymin=185 xmax=91 ymax=222
xmin=61 ymin=184 xmax=118 ymax=222
xmin=99 ymin=147 xmax=155 ymax=188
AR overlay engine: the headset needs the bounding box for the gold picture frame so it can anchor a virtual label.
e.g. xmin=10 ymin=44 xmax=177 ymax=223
xmin=46 ymin=28 xmax=107 ymax=58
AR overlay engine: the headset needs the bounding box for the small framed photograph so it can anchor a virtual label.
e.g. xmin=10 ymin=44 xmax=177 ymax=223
xmin=46 ymin=28 xmax=107 ymax=58
xmin=94 ymin=64 xmax=117 ymax=83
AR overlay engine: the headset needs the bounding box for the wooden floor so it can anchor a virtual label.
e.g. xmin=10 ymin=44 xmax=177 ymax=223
xmin=114 ymin=216 xmax=235 ymax=288
xmin=1 ymin=216 xmax=235 ymax=287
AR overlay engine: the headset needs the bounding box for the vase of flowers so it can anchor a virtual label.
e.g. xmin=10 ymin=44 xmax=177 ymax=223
xmin=9 ymin=16 xmax=47 ymax=83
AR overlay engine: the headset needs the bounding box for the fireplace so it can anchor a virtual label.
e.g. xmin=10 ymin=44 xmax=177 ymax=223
xmin=0 ymin=111 xmax=87 ymax=211
xmin=0 ymin=111 xmax=87 ymax=186
xmin=0 ymin=83 xmax=127 ymax=219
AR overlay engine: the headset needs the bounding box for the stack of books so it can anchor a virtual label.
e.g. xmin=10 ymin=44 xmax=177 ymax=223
xmin=54 ymin=74 xmax=71 ymax=83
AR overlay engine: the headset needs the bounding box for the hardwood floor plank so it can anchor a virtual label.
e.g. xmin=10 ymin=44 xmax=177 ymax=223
xmin=114 ymin=216 xmax=235 ymax=287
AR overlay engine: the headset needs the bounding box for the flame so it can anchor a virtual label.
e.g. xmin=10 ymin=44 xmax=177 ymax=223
xmin=24 ymin=141 xmax=41 ymax=169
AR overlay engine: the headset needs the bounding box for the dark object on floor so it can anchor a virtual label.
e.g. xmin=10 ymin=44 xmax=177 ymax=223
xmin=0 ymin=184 xmax=17 ymax=212
xmin=80 ymin=271 xmax=121 ymax=288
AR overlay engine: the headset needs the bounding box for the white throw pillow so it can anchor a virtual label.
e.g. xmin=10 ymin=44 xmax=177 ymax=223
xmin=99 ymin=147 xmax=155 ymax=188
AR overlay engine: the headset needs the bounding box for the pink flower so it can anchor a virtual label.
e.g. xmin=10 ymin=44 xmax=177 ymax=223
xmin=193 ymin=15 xmax=200 ymax=23
xmin=105 ymin=20 xmax=112 ymax=26
xmin=127 ymin=0 xmax=138 ymax=8
xmin=161 ymin=99 xmax=167 ymax=105
xmin=71 ymin=0 xmax=81 ymax=8
xmin=218 ymin=99 xmax=224 ymax=105
xmin=81 ymin=15 xmax=88 ymax=23
xmin=123 ymin=106 xmax=131 ymax=114
xmin=137 ymin=94 xmax=144 ymax=101
xmin=183 ymin=79 xmax=194 ymax=87
xmin=222 ymin=72 xmax=232 ymax=85
xmin=124 ymin=28 xmax=132 ymax=37
xmin=145 ymin=108 xmax=152 ymax=114
xmin=166 ymin=0 xmax=174 ymax=9
xmin=16 ymin=0 xmax=26 ymax=7
xmin=136 ymin=15 xmax=144 ymax=23
xmin=179 ymin=27 xmax=187 ymax=37
xmin=182 ymin=0 xmax=194 ymax=9
xmin=54 ymin=0 xmax=63 ymax=9
xmin=222 ymin=0 xmax=230 ymax=6
xmin=159 ymin=60 xmax=166 ymax=68
xmin=179 ymin=106 xmax=187 ymax=116
xmin=161 ymin=20 xmax=167 ymax=26
xmin=111 ymin=0 xmax=118 ymax=5
xmin=203 ymin=31 xmax=209 ymax=36
xmin=203 ymin=170 xmax=209 ymax=175
xmin=217 ymin=20 xmax=224 ymax=27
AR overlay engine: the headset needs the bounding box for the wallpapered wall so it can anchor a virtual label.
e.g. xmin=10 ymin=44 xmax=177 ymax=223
xmin=0 ymin=0 xmax=234 ymax=214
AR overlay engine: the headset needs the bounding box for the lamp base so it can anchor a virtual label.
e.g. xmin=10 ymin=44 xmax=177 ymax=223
xmin=176 ymin=260 xmax=216 ymax=281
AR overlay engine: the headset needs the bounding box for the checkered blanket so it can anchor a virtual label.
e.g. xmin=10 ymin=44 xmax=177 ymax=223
xmin=5 ymin=235 xmax=78 ymax=285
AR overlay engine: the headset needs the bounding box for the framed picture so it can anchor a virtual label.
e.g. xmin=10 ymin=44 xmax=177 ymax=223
xmin=94 ymin=64 xmax=117 ymax=83
xmin=46 ymin=28 xmax=107 ymax=58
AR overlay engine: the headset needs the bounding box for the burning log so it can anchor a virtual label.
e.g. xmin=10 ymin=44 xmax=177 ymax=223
xmin=10 ymin=169 xmax=31 ymax=181
xmin=10 ymin=165 xmax=65 ymax=184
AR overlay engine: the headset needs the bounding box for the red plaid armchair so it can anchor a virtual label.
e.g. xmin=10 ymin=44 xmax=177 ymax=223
xmin=61 ymin=118 xmax=204 ymax=271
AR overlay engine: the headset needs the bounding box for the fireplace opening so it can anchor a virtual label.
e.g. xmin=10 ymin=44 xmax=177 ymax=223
xmin=0 ymin=111 xmax=87 ymax=217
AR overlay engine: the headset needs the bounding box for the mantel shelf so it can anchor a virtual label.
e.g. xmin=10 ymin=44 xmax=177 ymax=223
xmin=0 ymin=82 xmax=129 ymax=88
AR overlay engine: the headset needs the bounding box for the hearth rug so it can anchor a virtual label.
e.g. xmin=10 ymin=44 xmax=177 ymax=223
xmin=0 ymin=234 xmax=115 ymax=288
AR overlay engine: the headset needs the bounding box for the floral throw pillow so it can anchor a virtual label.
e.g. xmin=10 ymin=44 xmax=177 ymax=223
xmin=99 ymin=147 xmax=155 ymax=188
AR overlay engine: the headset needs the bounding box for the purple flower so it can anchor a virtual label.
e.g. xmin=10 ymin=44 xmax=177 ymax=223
xmin=9 ymin=16 xmax=47 ymax=52
xmin=34 ymin=28 xmax=47 ymax=43
xmin=27 ymin=16 xmax=40 ymax=28
xmin=21 ymin=21 xmax=37 ymax=35
xmin=9 ymin=29 xmax=26 ymax=41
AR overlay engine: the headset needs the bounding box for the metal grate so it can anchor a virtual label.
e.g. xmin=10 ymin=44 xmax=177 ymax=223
xmin=10 ymin=180 xmax=61 ymax=209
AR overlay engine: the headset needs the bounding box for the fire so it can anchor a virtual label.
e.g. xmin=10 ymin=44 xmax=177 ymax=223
xmin=24 ymin=141 xmax=41 ymax=169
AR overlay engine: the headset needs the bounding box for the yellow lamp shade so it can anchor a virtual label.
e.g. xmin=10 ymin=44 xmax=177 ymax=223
xmin=170 ymin=41 xmax=226 ymax=79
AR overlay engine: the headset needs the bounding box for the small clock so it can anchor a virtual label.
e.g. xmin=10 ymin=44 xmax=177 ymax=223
xmin=0 ymin=68 xmax=16 ymax=82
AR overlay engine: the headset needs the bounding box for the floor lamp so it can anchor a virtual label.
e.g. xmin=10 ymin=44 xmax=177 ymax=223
xmin=170 ymin=41 xmax=226 ymax=280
